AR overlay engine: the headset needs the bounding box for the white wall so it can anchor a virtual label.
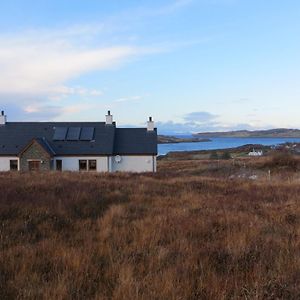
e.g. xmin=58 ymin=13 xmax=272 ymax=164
xmin=54 ymin=157 xmax=108 ymax=172
xmin=0 ymin=157 xmax=19 ymax=171
xmin=0 ymin=155 xmax=157 ymax=173
xmin=111 ymin=155 xmax=156 ymax=173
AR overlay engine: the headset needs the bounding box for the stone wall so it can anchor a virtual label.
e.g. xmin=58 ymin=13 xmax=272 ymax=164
xmin=20 ymin=142 xmax=52 ymax=171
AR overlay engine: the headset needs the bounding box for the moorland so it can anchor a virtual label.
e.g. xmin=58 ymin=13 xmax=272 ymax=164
xmin=1 ymin=151 xmax=300 ymax=299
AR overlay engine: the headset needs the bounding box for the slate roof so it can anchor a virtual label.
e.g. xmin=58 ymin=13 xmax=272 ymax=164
xmin=35 ymin=138 xmax=56 ymax=156
xmin=113 ymin=128 xmax=157 ymax=155
xmin=0 ymin=122 xmax=157 ymax=156
xmin=18 ymin=137 xmax=57 ymax=157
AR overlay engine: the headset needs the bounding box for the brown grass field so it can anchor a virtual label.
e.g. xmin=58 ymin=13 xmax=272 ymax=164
xmin=1 ymin=154 xmax=300 ymax=299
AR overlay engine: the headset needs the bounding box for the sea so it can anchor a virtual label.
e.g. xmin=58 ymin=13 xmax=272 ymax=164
xmin=158 ymin=137 xmax=300 ymax=156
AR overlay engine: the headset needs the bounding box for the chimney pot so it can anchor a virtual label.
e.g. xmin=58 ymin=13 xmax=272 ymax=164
xmin=147 ymin=116 xmax=154 ymax=131
xmin=0 ymin=110 xmax=6 ymax=125
xmin=105 ymin=110 xmax=113 ymax=125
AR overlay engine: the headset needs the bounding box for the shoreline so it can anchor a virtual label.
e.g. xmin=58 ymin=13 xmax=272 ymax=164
xmin=158 ymin=135 xmax=211 ymax=144
xmin=158 ymin=142 xmax=300 ymax=160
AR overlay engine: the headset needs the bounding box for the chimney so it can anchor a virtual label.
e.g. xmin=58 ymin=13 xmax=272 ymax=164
xmin=147 ymin=116 xmax=154 ymax=131
xmin=0 ymin=110 xmax=7 ymax=125
xmin=105 ymin=110 xmax=113 ymax=125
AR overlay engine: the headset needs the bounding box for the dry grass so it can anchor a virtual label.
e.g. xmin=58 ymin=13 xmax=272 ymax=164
xmin=263 ymin=152 xmax=300 ymax=172
xmin=1 ymin=161 xmax=300 ymax=299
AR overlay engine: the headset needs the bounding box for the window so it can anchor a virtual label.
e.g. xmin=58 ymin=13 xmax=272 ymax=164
xmin=88 ymin=160 xmax=97 ymax=171
xmin=10 ymin=160 xmax=18 ymax=171
xmin=79 ymin=159 xmax=97 ymax=171
xmin=56 ymin=160 xmax=62 ymax=171
xmin=79 ymin=160 xmax=87 ymax=171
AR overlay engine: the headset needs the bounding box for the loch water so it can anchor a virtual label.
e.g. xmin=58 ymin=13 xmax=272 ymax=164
xmin=158 ymin=137 xmax=300 ymax=155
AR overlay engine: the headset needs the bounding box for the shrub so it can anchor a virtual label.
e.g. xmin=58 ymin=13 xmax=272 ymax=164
xmin=265 ymin=151 xmax=299 ymax=171
xmin=221 ymin=151 xmax=231 ymax=160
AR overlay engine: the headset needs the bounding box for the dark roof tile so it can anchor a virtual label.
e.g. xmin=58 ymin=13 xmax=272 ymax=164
xmin=0 ymin=122 xmax=157 ymax=156
xmin=113 ymin=128 xmax=157 ymax=155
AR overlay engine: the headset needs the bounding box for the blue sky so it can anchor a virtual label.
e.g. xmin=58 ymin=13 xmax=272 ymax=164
xmin=0 ymin=0 xmax=299 ymax=133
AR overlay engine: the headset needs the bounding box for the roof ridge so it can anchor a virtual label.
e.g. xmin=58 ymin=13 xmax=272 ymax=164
xmin=34 ymin=137 xmax=56 ymax=156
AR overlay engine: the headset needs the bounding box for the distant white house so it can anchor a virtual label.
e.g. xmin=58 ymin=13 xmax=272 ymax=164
xmin=248 ymin=149 xmax=263 ymax=157
xmin=0 ymin=110 xmax=157 ymax=173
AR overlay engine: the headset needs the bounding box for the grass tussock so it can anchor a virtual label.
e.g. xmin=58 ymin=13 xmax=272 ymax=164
xmin=263 ymin=152 xmax=300 ymax=171
xmin=1 ymin=168 xmax=300 ymax=299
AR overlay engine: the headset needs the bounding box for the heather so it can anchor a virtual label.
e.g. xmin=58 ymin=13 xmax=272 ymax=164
xmin=1 ymin=159 xmax=300 ymax=299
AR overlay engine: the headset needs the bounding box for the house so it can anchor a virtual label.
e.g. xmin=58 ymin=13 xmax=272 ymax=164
xmin=248 ymin=149 xmax=263 ymax=157
xmin=0 ymin=111 xmax=157 ymax=172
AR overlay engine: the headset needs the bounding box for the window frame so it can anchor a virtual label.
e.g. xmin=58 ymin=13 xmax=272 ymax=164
xmin=88 ymin=159 xmax=97 ymax=171
xmin=79 ymin=159 xmax=88 ymax=171
xmin=10 ymin=159 xmax=18 ymax=171
xmin=79 ymin=159 xmax=97 ymax=171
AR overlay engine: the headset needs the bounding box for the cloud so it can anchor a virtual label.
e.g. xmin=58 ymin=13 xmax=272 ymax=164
xmin=156 ymin=111 xmax=219 ymax=134
xmin=0 ymin=6 xmax=181 ymax=121
xmin=154 ymin=111 xmax=261 ymax=134
xmin=183 ymin=111 xmax=218 ymax=122
xmin=0 ymin=1 xmax=212 ymax=121
xmin=47 ymin=86 xmax=103 ymax=101
xmin=1 ymin=103 xmax=64 ymax=121
xmin=0 ymin=34 xmax=141 ymax=99
xmin=0 ymin=17 xmax=163 ymax=120
xmin=156 ymin=120 xmax=259 ymax=134
xmin=113 ymin=95 xmax=143 ymax=103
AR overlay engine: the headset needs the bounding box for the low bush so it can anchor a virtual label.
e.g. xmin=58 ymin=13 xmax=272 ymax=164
xmin=264 ymin=151 xmax=300 ymax=171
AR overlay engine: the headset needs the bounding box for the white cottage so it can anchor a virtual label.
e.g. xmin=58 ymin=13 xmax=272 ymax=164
xmin=248 ymin=149 xmax=263 ymax=157
xmin=0 ymin=111 xmax=157 ymax=172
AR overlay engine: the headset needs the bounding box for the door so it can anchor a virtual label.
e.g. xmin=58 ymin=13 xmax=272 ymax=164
xmin=28 ymin=161 xmax=40 ymax=171
xmin=56 ymin=160 xmax=62 ymax=171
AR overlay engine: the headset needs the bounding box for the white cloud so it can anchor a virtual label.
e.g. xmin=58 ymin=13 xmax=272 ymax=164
xmin=0 ymin=0 xmax=196 ymax=103
xmin=0 ymin=33 xmax=140 ymax=99
xmin=183 ymin=111 xmax=218 ymax=122
xmin=114 ymin=95 xmax=143 ymax=103
xmin=0 ymin=1 xmax=203 ymax=121
xmin=154 ymin=111 xmax=267 ymax=134
xmin=0 ymin=16 xmax=166 ymax=122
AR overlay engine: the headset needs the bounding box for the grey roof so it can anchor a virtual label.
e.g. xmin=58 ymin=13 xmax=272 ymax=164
xmin=113 ymin=128 xmax=157 ymax=155
xmin=34 ymin=138 xmax=56 ymax=156
xmin=0 ymin=122 xmax=157 ymax=156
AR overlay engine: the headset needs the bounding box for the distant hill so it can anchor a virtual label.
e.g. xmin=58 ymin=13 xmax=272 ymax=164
xmin=194 ymin=128 xmax=300 ymax=138
xmin=158 ymin=135 xmax=211 ymax=144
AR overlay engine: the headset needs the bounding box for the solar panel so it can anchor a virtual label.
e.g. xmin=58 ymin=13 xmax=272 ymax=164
xmin=66 ymin=127 xmax=81 ymax=140
xmin=53 ymin=127 xmax=68 ymax=140
xmin=80 ymin=127 xmax=95 ymax=141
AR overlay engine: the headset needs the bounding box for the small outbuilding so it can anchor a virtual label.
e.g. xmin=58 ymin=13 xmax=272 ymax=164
xmin=248 ymin=149 xmax=263 ymax=157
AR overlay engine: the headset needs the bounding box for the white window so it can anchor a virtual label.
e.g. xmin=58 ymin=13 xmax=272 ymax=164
xmin=79 ymin=159 xmax=97 ymax=171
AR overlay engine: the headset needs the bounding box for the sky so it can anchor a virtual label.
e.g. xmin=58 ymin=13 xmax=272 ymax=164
xmin=0 ymin=0 xmax=299 ymax=134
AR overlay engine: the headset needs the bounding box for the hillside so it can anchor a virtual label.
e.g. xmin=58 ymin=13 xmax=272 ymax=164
xmin=194 ymin=128 xmax=300 ymax=138
xmin=158 ymin=135 xmax=211 ymax=144
xmin=2 ymin=157 xmax=300 ymax=299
